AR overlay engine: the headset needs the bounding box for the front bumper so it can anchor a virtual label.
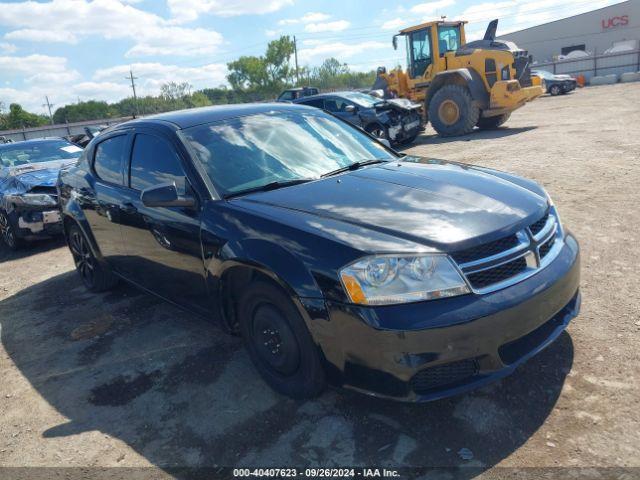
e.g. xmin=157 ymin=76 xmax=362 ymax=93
xmin=14 ymin=208 xmax=63 ymax=239
xmin=483 ymin=80 xmax=543 ymax=117
xmin=311 ymin=233 xmax=580 ymax=402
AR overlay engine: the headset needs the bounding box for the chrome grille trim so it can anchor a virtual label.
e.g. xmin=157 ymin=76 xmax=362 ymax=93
xmin=453 ymin=212 xmax=564 ymax=294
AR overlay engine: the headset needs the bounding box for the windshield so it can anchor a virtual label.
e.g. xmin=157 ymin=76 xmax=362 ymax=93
xmin=533 ymin=70 xmax=554 ymax=80
xmin=181 ymin=110 xmax=397 ymax=196
xmin=0 ymin=140 xmax=82 ymax=168
xmin=338 ymin=91 xmax=382 ymax=108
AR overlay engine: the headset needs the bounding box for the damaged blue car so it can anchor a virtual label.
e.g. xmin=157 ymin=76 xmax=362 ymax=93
xmin=0 ymin=138 xmax=83 ymax=250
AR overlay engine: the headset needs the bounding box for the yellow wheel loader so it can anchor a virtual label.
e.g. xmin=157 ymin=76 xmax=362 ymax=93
xmin=373 ymin=19 xmax=543 ymax=137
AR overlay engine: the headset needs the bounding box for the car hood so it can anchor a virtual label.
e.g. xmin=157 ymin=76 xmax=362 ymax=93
xmin=233 ymin=158 xmax=548 ymax=252
xmin=1 ymin=160 xmax=74 ymax=196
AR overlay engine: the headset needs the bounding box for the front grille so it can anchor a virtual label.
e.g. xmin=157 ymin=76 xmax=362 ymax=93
xmin=451 ymin=234 xmax=520 ymax=264
xmin=466 ymin=256 xmax=527 ymax=289
xmin=410 ymin=359 xmax=478 ymax=394
xmin=529 ymin=213 xmax=549 ymax=236
xmin=539 ymin=234 xmax=555 ymax=259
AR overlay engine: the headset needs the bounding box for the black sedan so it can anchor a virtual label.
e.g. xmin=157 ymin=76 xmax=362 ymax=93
xmin=57 ymin=104 xmax=580 ymax=402
xmin=294 ymin=91 xmax=423 ymax=145
xmin=533 ymin=70 xmax=578 ymax=96
xmin=0 ymin=138 xmax=82 ymax=249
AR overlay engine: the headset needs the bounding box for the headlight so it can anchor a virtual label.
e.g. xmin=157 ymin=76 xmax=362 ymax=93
xmin=340 ymin=254 xmax=470 ymax=305
xmin=5 ymin=193 xmax=57 ymax=207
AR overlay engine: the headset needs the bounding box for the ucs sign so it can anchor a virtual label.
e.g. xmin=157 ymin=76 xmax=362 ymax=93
xmin=602 ymin=15 xmax=629 ymax=29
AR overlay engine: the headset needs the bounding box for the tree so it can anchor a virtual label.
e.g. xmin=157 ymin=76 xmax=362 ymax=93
xmin=160 ymin=82 xmax=192 ymax=101
xmin=1 ymin=104 xmax=48 ymax=129
xmin=226 ymin=36 xmax=295 ymax=94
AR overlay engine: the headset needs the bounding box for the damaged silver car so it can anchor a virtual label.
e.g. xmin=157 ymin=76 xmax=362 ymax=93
xmin=0 ymin=138 xmax=82 ymax=250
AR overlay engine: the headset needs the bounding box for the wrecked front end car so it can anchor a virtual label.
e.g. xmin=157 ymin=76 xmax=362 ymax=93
xmin=374 ymin=97 xmax=424 ymax=145
xmin=0 ymin=139 xmax=82 ymax=249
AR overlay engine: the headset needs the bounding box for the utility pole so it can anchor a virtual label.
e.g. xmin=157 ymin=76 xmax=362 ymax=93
xmin=42 ymin=96 xmax=54 ymax=125
xmin=293 ymin=35 xmax=300 ymax=85
xmin=126 ymin=69 xmax=140 ymax=118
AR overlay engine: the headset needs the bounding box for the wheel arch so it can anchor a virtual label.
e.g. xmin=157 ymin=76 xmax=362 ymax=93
xmin=60 ymin=199 xmax=104 ymax=261
xmin=426 ymin=68 xmax=489 ymax=111
xmin=211 ymin=238 xmax=325 ymax=333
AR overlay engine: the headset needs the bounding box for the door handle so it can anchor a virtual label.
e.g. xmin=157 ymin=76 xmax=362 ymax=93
xmin=121 ymin=202 xmax=137 ymax=215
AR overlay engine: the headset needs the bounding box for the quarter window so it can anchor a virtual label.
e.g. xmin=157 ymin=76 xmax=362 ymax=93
xmin=129 ymin=134 xmax=186 ymax=193
xmin=93 ymin=135 xmax=127 ymax=185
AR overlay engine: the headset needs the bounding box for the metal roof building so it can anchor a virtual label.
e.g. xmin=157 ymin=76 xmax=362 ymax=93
xmin=497 ymin=0 xmax=640 ymax=63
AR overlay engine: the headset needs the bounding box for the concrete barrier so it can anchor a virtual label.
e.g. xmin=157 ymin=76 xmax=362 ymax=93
xmin=620 ymin=72 xmax=640 ymax=83
xmin=590 ymin=74 xmax=618 ymax=85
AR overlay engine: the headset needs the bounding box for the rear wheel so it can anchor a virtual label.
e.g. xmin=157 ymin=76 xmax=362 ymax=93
xmin=476 ymin=113 xmax=511 ymax=130
xmin=68 ymin=223 xmax=118 ymax=292
xmin=238 ymin=280 xmax=326 ymax=399
xmin=428 ymin=85 xmax=480 ymax=137
xmin=549 ymin=84 xmax=561 ymax=96
xmin=0 ymin=209 xmax=23 ymax=251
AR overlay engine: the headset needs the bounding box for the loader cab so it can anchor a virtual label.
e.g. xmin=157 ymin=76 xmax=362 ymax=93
xmin=394 ymin=21 xmax=467 ymax=80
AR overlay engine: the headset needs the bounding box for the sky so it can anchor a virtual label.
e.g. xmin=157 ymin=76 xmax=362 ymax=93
xmin=0 ymin=0 xmax=622 ymax=113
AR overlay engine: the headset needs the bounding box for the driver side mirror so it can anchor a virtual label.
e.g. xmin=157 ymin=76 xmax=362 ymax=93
xmin=141 ymin=182 xmax=196 ymax=208
xmin=378 ymin=138 xmax=391 ymax=148
xmin=344 ymin=105 xmax=357 ymax=114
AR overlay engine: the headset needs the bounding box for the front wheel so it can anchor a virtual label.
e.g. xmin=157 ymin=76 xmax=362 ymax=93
xmin=365 ymin=123 xmax=388 ymax=141
xmin=239 ymin=280 xmax=326 ymax=399
xmin=0 ymin=209 xmax=23 ymax=251
xmin=549 ymin=84 xmax=561 ymax=96
xmin=428 ymin=85 xmax=480 ymax=137
xmin=476 ymin=113 xmax=511 ymax=130
xmin=67 ymin=223 xmax=118 ymax=292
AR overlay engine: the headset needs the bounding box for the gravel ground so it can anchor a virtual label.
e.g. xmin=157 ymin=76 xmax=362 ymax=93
xmin=0 ymin=83 xmax=639 ymax=478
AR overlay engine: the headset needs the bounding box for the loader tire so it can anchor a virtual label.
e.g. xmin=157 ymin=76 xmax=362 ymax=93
xmin=477 ymin=113 xmax=511 ymax=130
xmin=428 ymin=85 xmax=479 ymax=137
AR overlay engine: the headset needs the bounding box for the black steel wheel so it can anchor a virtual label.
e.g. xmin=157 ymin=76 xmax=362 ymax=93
xmin=239 ymin=280 xmax=326 ymax=399
xmin=0 ymin=209 xmax=22 ymax=250
xmin=67 ymin=223 xmax=117 ymax=292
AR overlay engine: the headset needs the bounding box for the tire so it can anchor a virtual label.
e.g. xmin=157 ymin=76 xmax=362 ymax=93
xmin=0 ymin=209 xmax=23 ymax=251
xmin=238 ymin=280 xmax=326 ymax=399
xmin=476 ymin=113 xmax=511 ymax=130
xmin=67 ymin=223 xmax=118 ymax=292
xmin=428 ymin=84 xmax=480 ymax=137
xmin=549 ymin=84 xmax=561 ymax=96
xmin=365 ymin=123 xmax=388 ymax=141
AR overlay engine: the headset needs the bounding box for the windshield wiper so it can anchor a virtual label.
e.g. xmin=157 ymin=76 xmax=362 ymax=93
xmin=321 ymin=159 xmax=387 ymax=178
xmin=224 ymin=178 xmax=314 ymax=199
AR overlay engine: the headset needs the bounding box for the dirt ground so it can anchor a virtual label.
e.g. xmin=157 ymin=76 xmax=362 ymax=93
xmin=1 ymin=83 xmax=639 ymax=478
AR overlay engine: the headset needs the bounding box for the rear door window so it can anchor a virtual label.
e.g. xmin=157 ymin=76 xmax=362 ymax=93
xmin=93 ymin=135 xmax=127 ymax=185
xmin=129 ymin=133 xmax=186 ymax=194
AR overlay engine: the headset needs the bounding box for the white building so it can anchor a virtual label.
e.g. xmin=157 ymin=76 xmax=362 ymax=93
xmin=498 ymin=0 xmax=640 ymax=73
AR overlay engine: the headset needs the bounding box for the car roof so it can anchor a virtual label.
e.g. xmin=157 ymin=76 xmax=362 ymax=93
xmin=0 ymin=137 xmax=68 ymax=149
xmin=115 ymin=103 xmax=316 ymax=130
xmin=296 ymin=91 xmax=364 ymax=100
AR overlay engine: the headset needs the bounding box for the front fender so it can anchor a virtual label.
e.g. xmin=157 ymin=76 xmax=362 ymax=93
xmin=427 ymin=68 xmax=489 ymax=110
xmin=212 ymin=238 xmax=324 ymax=299
xmin=59 ymin=193 xmax=103 ymax=261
